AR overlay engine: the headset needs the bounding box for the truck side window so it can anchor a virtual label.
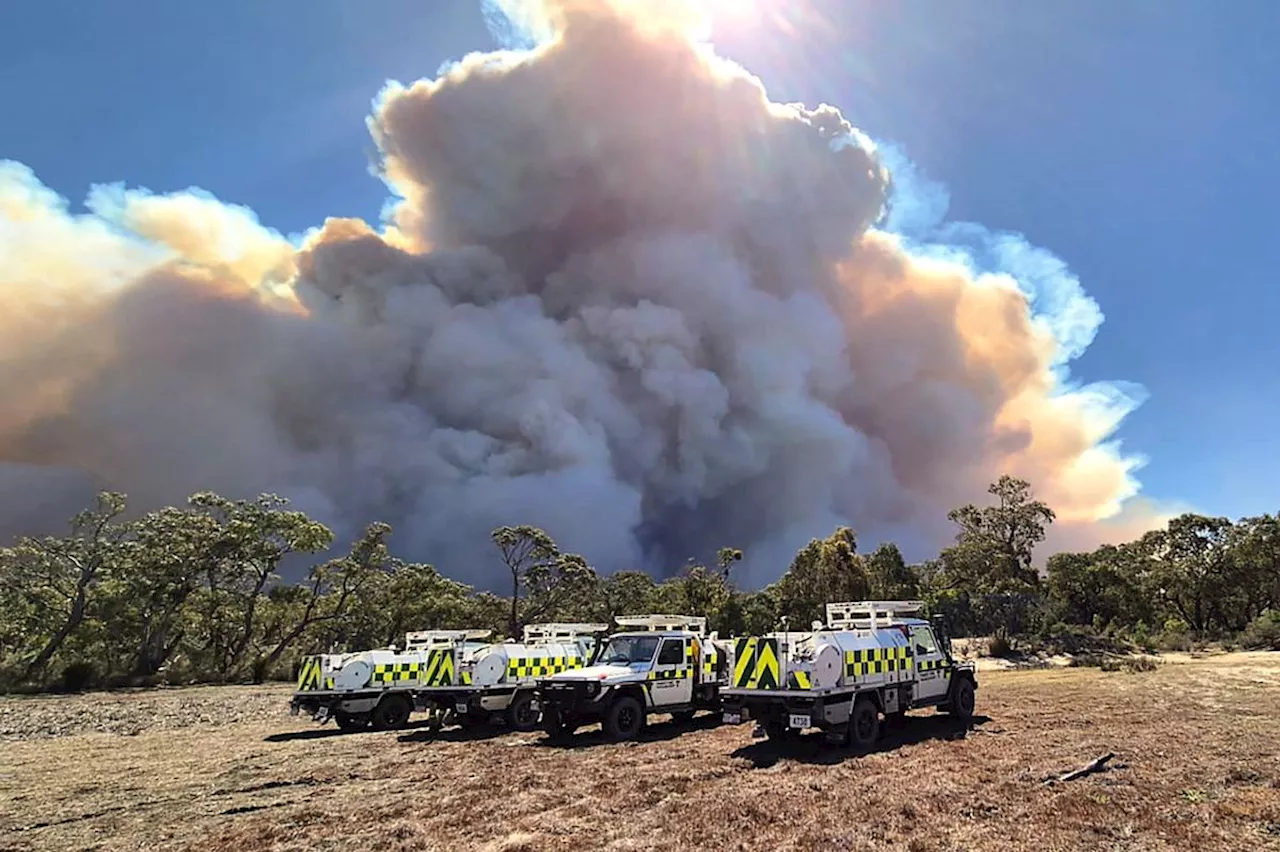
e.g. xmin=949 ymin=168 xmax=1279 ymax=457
xmin=657 ymin=639 xmax=684 ymax=665
xmin=912 ymin=626 xmax=939 ymax=656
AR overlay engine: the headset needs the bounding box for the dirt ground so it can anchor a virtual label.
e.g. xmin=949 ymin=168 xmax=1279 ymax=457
xmin=1 ymin=653 xmax=1278 ymax=852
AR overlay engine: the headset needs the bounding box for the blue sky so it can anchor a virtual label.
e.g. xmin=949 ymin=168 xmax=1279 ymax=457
xmin=3 ymin=0 xmax=1277 ymax=521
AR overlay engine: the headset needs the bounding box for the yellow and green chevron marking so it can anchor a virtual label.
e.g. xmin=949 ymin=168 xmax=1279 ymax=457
xmin=732 ymin=637 xmax=780 ymax=690
xmin=786 ymin=669 xmax=812 ymax=690
xmin=372 ymin=649 xmax=455 ymax=687
xmin=296 ymin=656 xmax=328 ymax=691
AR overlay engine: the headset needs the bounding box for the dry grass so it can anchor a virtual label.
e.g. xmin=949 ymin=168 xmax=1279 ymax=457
xmin=2 ymin=653 xmax=1278 ymax=851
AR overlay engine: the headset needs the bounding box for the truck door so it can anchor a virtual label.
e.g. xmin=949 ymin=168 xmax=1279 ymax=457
xmin=909 ymin=625 xmax=950 ymax=702
xmin=648 ymin=637 xmax=694 ymax=707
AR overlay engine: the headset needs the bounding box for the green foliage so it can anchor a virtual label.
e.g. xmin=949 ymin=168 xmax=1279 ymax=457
xmin=2 ymin=473 xmax=1275 ymax=693
xmin=1241 ymin=609 xmax=1280 ymax=650
xmin=775 ymin=527 xmax=870 ymax=628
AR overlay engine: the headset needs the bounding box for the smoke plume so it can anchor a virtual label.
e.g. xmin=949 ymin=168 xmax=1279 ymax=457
xmin=0 ymin=0 xmax=1168 ymax=585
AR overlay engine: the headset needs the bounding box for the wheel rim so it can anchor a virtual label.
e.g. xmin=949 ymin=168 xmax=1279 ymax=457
xmin=856 ymin=710 xmax=874 ymax=740
xmin=517 ymin=702 xmax=537 ymax=726
xmin=619 ymin=706 xmax=636 ymax=731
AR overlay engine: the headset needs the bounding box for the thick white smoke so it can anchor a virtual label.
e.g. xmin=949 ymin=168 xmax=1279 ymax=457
xmin=0 ymin=0 xmax=1169 ymax=585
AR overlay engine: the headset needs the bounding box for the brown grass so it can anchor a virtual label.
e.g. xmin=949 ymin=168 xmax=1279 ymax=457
xmin=2 ymin=653 xmax=1278 ymax=851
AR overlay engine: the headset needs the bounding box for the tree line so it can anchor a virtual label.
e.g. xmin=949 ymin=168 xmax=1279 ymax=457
xmin=1 ymin=476 xmax=1276 ymax=692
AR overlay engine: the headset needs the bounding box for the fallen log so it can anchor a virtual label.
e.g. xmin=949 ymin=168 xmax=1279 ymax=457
xmin=1044 ymin=752 xmax=1116 ymax=785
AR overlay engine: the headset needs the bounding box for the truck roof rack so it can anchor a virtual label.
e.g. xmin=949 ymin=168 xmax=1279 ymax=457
xmin=404 ymin=629 xmax=492 ymax=649
xmin=613 ymin=614 xmax=707 ymax=635
xmin=825 ymin=601 xmax=926 ymax=630
xmin=521 ymin=623 xmax=610 ymax=643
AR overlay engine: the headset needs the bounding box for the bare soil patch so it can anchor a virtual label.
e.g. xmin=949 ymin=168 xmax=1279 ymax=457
xmin=2 ymin=653 xmax=1278 ymax=851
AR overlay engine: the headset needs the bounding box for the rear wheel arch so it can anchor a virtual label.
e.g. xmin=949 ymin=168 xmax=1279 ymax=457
xmin=370 ymin=692 xmax=412 ymax=731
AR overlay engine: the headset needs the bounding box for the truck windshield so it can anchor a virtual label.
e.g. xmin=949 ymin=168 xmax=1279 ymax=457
xmin=596 ymin=635 xmax=660 ymax=665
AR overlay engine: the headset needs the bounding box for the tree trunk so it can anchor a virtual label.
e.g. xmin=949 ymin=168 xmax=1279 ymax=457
xmin=25 ymin=573 xmax=92 ymax=682
xmin=509 ymin=569 xmax=520 ymax=639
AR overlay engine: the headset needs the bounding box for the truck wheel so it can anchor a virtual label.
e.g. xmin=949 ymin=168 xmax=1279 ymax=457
xmin=541 ymin=707 xmax=576 ymax=741
xmin=334 ymin=710 xmax=367 ymax=731
xmin=848 ymin=697 xmax=879 ymax=751
xmin=371 ymin=695 xmax=412 ymax=731
xmin=457 ymin=710 xmax=489 ymax=729
xmin=947 ymin=677 xmax=976 ymax=722
xmin=603 ymin=695 xmax=644 ymax=742
xmin=505 ymin=692 xmax=541 ymax=732
xmin=763 ymin=717 xmax=797 ymax=741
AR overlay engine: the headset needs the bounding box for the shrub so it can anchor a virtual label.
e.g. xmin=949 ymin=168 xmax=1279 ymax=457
xmin=1241 ymin=610 xmax=1280 ymax=651
xmin=1122 ymin=655 xmax=1159 ymax=673
xmin=58 ymin=661 xmax=98 ymax=692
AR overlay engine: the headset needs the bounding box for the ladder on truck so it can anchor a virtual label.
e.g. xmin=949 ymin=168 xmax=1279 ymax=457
xmin=614 ymin=614 xmax=708 ymax=635
xmin=403 ymin=629 xmax=493 ymax=651
xmin=520 ymin=623 xmax=610 ymax=643
xmin=825 ymin=601 xmax=926 ymax=631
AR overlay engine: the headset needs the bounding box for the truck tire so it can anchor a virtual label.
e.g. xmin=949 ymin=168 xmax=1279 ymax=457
xmin=334 ymin=710 xmax=367 ymax=731
xmin=947 ymin=677 xmax=976 ymax=722
xmin=457 ymin=710 xmax=489 ymax=729
xmin=763 ymin=716 xmax=798 ymax=742
xmin=505 ymin=692 xmax=541 ymax=732
xmin=848 ymin=696 xmax=879 ymax=751
xmin=371 ymin=694 xmax=412 ymax=731
xmin=603 ymin=695 xmax=644 ymax=742
xmin=541 ymin=707 xmax=576 ymax=742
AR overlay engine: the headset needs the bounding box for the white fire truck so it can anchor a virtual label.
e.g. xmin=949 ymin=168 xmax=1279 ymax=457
xmin=719 ymin=601 xmax=977 ymax=750
xmin=291 ymin=628 xmax=492 ymax=731
xmin=418 ymin=622 xmax=608 ymax=732
xmin=533 ymin=615 xmax=737 ymax=742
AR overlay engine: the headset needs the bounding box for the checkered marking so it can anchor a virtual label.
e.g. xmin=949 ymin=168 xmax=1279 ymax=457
xmin=373 ymin=649 xmax=455 ymax=687
xmin=507 ymin=654 xmax=584 ymax=681
xmin=843 ymin=646 xmax=913 ymax=680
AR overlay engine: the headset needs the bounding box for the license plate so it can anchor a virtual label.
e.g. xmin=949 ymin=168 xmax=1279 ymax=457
xmin=529 ymin=699 xmax=541 ymax=712
xmin=455 ymin=703 xmax=468 ymax=714
xmin=789 ymin=713 xmax=810 ymax=729
xmin=723 ymin=711 xmax=742 ymax=725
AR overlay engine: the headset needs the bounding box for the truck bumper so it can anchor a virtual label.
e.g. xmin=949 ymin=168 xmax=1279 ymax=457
xmin=289 ymin=689 xmax=402 ymax=722
xmin=534 ymin=679 xmax=607 ymax=723
xmin=720 ymin=690 xmax=841 ymax=732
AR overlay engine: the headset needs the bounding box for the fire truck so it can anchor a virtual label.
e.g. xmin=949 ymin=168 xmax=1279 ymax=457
xmin=719 ymin=601 xmax=977 ymax=749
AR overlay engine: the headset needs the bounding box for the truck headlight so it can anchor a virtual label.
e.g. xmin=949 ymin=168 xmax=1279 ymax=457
xmin=585 ymin=681 xmax=600 ymax=697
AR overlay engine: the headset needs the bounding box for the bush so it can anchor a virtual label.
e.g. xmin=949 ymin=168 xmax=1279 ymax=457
xmin=1155 ymin=626 xmax=1193 ymax=652
xmin=1241 ymin=610 xmax=1280 ymax=651
xmin=58 ymin=661 xmax=98 ymax=692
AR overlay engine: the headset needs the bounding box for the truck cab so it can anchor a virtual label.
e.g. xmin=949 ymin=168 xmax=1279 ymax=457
xmin=534 ymin=615 xmax=732 ymax=742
